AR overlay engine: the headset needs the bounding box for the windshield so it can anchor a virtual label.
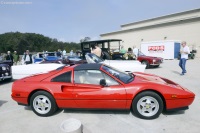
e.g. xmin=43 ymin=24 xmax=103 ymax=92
xmin=102 ymin=65 xmax=134 ymax=84
xmin=138 ymin=51 xmax=146 ymax=56
xmin=85 ymin=53 xmax=104 ymax=63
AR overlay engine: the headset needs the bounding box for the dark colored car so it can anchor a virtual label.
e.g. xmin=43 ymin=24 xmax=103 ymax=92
xmin=137 ymin=51 xmax=163 ymax=68
xmin=81 ymin=39 xmax=122 ymax=60
xmin=0 ymin=59 xmax=12 ymax=81
xmin=40 ymin=55 xmax=87 ymax=65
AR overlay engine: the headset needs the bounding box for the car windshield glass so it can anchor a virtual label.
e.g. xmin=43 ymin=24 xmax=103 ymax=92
xmin=102 ymin=65 xmax=134 ymax=84
xmin=86 ymin=53 xmax=104 ymax=63
xmin=138 ymin=51 xmax=145 ymax=56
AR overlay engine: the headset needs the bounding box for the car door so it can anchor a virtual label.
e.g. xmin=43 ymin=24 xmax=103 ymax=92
xmin=73 ymin=69 xmax=126 ymax=109
xmin=50 ymin=71 xmax=77 ymax=108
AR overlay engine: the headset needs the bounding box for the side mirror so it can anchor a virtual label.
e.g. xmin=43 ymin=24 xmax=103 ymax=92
xmin=100 ymin=79 xmax=107 ymax=87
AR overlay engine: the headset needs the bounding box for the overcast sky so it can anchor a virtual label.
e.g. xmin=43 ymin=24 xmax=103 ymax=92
xmin=0 ymin=0 xmax=200 ymax=42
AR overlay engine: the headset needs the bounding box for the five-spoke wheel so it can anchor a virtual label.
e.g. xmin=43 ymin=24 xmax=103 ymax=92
xmin=30 ymin=91 xmax=57 ymax=116
xmin=132 ymin=91 xmax=163 ymax=119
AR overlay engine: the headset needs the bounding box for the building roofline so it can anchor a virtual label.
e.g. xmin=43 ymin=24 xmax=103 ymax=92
xmin=121 ymin=8 xmax=200 ymax=27
xmin=100 ymin=15 xmax=200 ymax=36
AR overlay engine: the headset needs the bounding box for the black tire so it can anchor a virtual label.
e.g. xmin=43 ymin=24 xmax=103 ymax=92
xmin=132 ymin=91 xmax=163 ymax=119
xmin=30 ymin=91 xmax=57 ymax=117
xmin=141 ymin=60 xmax=149 ymax=68
xmin=7 ymin=77 xmax=13 ymax=82
xmin=154 ymin=65 xmax=160 ymax=68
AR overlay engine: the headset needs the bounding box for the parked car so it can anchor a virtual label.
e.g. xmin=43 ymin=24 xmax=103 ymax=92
xmin=11 ymin=63 xmax=195 ymax=119
xmin=81 ymin=39 xmax=122 ymax=60
xmin=33 ymin=52 xmax=60 ymax=63
xmin=85 ymin=53 xmax=146 ymax=73
xmin=137 ymin=51 xmax=163 ymax=68
xmin=12 ymin=53 xmax=146 ymax=80
xmin=12 ymin=63 xmax=64 ymax=80
xmin=81 ymin=39 xmax=163 ymax=68
xmin=0 ymin=59 xmax=12 ymax=81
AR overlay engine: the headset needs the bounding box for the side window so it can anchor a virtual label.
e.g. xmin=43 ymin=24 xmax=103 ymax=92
xmin=103 ymin=73 xmax=119 ymax=86
xmin=74 ymin=70 xmax=119 ymax=86
xmin=83 ymin=44 xmax=90 ymax=49
xmin=51 ymin=71 xmax=71 ymax=83
xmin=74 ymin=70 xmax=104 ymax=85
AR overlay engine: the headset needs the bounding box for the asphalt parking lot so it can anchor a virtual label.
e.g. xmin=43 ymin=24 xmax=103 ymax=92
xmin=1 ymin=59 xmax=200 ymax=133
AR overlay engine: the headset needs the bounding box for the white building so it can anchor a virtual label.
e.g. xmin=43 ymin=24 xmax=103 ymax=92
xmin=100 ymin=8 xmax=200 ymax=57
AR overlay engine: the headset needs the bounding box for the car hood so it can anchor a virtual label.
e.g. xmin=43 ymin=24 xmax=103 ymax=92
xmin=133 ymin=72 xmax=178 ymax=85
xmin=140 ymin=55 xmax=163 ymax=59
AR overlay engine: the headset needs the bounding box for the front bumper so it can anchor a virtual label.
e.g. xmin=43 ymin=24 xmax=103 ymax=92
xmin=0 ymin=75 xmax=12 ymax=81
xmin=150 ymin=59 xmax=163 ymax=65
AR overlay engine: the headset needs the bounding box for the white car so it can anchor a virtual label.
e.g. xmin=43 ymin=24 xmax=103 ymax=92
xmin=12 ymin=63 xmax=64 ymax=79
xmin=85 ymin=53 xmax=146 ymax=73
xmin=12 ymin=53 xmax=146 ymax=80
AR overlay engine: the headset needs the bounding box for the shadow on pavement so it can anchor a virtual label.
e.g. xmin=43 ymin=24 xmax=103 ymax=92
xmin=0 ymin=100 xmax=8 ymax=107
xmin=171 ymin=70 xmax=181 ymax=75
xmin=0 ymin=79 xmax=14 ymax=85
xmin=163 ymin=110 xmax=185 ymax=115
xmin=63 ymin=109 xmax=130 ymax=115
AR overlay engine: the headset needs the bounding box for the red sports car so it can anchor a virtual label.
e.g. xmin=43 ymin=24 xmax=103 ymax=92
xmin=11 ymin=64 xmax=195 ymax=119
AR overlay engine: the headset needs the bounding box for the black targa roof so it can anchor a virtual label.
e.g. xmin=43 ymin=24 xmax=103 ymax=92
xmin=74 ymin=64 xmax=102 ymax=71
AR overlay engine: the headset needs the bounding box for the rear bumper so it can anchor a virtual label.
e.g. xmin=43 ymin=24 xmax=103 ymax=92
xmin=11 ymin=95 xmax=28 ymax=105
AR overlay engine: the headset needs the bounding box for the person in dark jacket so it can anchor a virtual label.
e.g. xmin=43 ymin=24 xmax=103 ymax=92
xmin=23 ymin=50 xmax=32 ymax=65
xmin=5 ymin=51 xmax=13 ymax=66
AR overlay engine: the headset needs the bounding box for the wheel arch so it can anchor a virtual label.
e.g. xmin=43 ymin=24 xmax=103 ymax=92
xmin=131 ymin=89 xmax=166 ymax=110
xmin=27 ymin=89 xmax=54 ymax=106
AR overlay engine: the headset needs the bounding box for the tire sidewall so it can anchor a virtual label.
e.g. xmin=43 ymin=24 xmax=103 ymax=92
xmin=142 ymin=60 xmax=149 ymax=68
xmin=30 ymin=91 xmax=57 ymax=117
xmin=132 ymin=91 xmax=163 ymax=119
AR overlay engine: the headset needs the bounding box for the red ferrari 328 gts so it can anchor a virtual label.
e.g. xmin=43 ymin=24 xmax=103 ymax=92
xmin=11 ymin=64 xmax=195 ymax=119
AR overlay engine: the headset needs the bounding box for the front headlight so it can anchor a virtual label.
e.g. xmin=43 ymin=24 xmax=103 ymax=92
xmin=153 ymin=59 xmax=156 ymax=63
xmin=2 ymin=66 xmax=6 ymax=70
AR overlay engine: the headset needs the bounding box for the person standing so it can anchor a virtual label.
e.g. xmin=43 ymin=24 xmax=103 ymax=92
xmin=56 ymin=49 xmax=62 ymax=57
xmin=23 ymin=50 xmax=32 ymax=65
xmin=91 ymin=44 xmax=102 ymax=57
xmin=13 ymin=51 xmax=20 ymax=65
xmin=179 ymin=41 xmax=190 ymax=75
xmin=5 ymin=51 xmax=14 ymax=66
xmin=119 ymin=45 xmax=127 ymax=54
xmin=133 ymin=45 xmax=139 ymax=59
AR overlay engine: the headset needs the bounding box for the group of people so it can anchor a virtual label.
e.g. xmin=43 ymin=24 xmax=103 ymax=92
xmin=119 ymin=45 xmax=139 ymax=60
xmin=56 ymin=49 xmax=74 ymax=57
xmin=0 ymin=50 xmax=33 ymax=66
xmin=2 ymin=51 xmax=20 ymax=66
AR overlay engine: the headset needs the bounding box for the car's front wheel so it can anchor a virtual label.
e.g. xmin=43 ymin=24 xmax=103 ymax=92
xmin=141 ymin=60 xmax=149 ymax=68
xmin=132 ymin=91 xmax=163 ymax=119
xmin=30 ymin=91 xmax=57 ymax=117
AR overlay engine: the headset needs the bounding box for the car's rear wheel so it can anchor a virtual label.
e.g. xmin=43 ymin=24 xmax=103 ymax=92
xmin=30 ymin=91 xmax=57 ymax=117
xmin=141 ymin=60 xmax=149 ymax=68
xmin=132 ymin=91 xmax=163 ymax=119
